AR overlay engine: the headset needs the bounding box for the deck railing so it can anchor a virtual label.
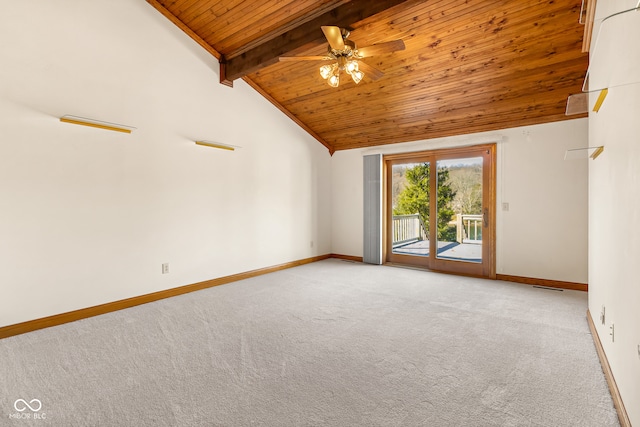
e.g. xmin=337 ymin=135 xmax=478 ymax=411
xmin=392 ymin=214 xmax=428 ymax=246
xmin=458 ymin=214 xmax=483 ymax=244
xmin=394 ymin=213 xmax=482 ymax=247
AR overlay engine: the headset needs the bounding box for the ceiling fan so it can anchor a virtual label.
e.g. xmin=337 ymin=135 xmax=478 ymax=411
xmin=279 ymin=26 xmax=405 ymax=87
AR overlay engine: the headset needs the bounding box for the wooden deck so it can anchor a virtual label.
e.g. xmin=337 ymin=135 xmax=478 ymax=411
xmin=392 ymin=240 xmax=481 ymax=263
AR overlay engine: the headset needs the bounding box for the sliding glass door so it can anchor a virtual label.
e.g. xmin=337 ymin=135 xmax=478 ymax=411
xmin=385 ymin=144 xmax=495 ymax=278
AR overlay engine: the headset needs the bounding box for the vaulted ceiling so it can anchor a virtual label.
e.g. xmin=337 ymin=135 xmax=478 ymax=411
xmin=147 ymin=0 xmax=589 ymax=153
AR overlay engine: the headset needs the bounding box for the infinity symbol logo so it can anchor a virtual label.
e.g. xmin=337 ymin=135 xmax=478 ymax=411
xmin=14 ymin=399 xmax=42 ymax=412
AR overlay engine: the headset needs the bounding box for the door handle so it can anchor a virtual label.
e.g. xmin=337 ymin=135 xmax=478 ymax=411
xmin=483 ymin=208 xmax=489 ymax=228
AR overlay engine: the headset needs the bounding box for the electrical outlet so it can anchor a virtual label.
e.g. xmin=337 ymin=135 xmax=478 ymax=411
xmin=310 ymin=240 xmax=314 ymax=248
xmin=502 ymin=203 xmax=509 ymax=211
xmin=609 ymin=324 xmax=614 ymax=342
xmin=162 ymin=263 xmax=169 ymax=274
xmin=600 ymin=305 xmax=606 ymax=325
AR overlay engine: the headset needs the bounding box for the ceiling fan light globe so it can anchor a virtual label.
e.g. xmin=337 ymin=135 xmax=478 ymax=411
xmin=346 ymin=60 xmax=359 ymax=75
xmin=352 ymin=70 xmax=364 ymax=84
xmin=319 ymin=64 xmax=333 ymax=79
xmin=328 ymin=73 xmax=340 ymax=87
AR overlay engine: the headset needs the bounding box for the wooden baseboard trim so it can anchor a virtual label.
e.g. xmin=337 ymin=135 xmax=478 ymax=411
xmin=0 ymin=254 xmax=331 ymax=340
xmin=496 ymin=274 xmax=587 ymax=292
xmin=586 ymin=310 xmax=631 ymax=427
xmin=329 ymin=253 xmax=364 ymax=262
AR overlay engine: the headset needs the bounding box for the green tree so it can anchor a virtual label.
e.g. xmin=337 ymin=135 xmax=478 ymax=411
xmin=393 ymin=163 xmax=457 ymax=240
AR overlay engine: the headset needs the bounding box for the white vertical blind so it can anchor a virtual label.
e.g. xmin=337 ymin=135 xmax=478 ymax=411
xmin=363 ymin=154 xmax=382 ymax=264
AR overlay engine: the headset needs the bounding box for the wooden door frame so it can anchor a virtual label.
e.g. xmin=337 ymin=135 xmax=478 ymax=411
xmin=383 ymin=143 xmax=496 ymax=279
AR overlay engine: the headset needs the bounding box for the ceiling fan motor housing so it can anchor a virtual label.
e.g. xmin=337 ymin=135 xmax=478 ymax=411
xmin=328 ymin=38 xmax=357 ymax=59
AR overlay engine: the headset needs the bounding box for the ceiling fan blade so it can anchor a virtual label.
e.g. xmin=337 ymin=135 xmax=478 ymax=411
xmin=321 ymin=26 xmax=345 ymax=51
xmin=356 ymin=39 xmax=405 ymax=58
xmin=358 ymin=61 xmax=384 ymax=81
xmin=279 ymin=56 xmax=333 ymax=62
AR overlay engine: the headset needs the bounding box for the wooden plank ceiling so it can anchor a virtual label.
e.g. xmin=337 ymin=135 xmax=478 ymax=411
xmin=147 ymin=0 xmax=588 ymax=153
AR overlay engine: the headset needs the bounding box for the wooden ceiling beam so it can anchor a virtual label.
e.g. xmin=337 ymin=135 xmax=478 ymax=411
xmin=223 ymin=1 xmax=353 ymax=60
xmin=221 ymin=0 xmax=412 ymax=83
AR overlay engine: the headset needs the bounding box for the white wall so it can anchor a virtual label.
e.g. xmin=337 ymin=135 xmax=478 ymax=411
xmin=0 ymin=0 xmax=332 ymax=327
xmin=588 ymin=1 xmax=640 ymax=424
xmin=331 ymin=119 xmax=589 ymax=283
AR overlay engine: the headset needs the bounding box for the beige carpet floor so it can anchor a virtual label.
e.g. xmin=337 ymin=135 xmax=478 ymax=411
xmin=0 ymin=259 xmax=619 ymax=426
